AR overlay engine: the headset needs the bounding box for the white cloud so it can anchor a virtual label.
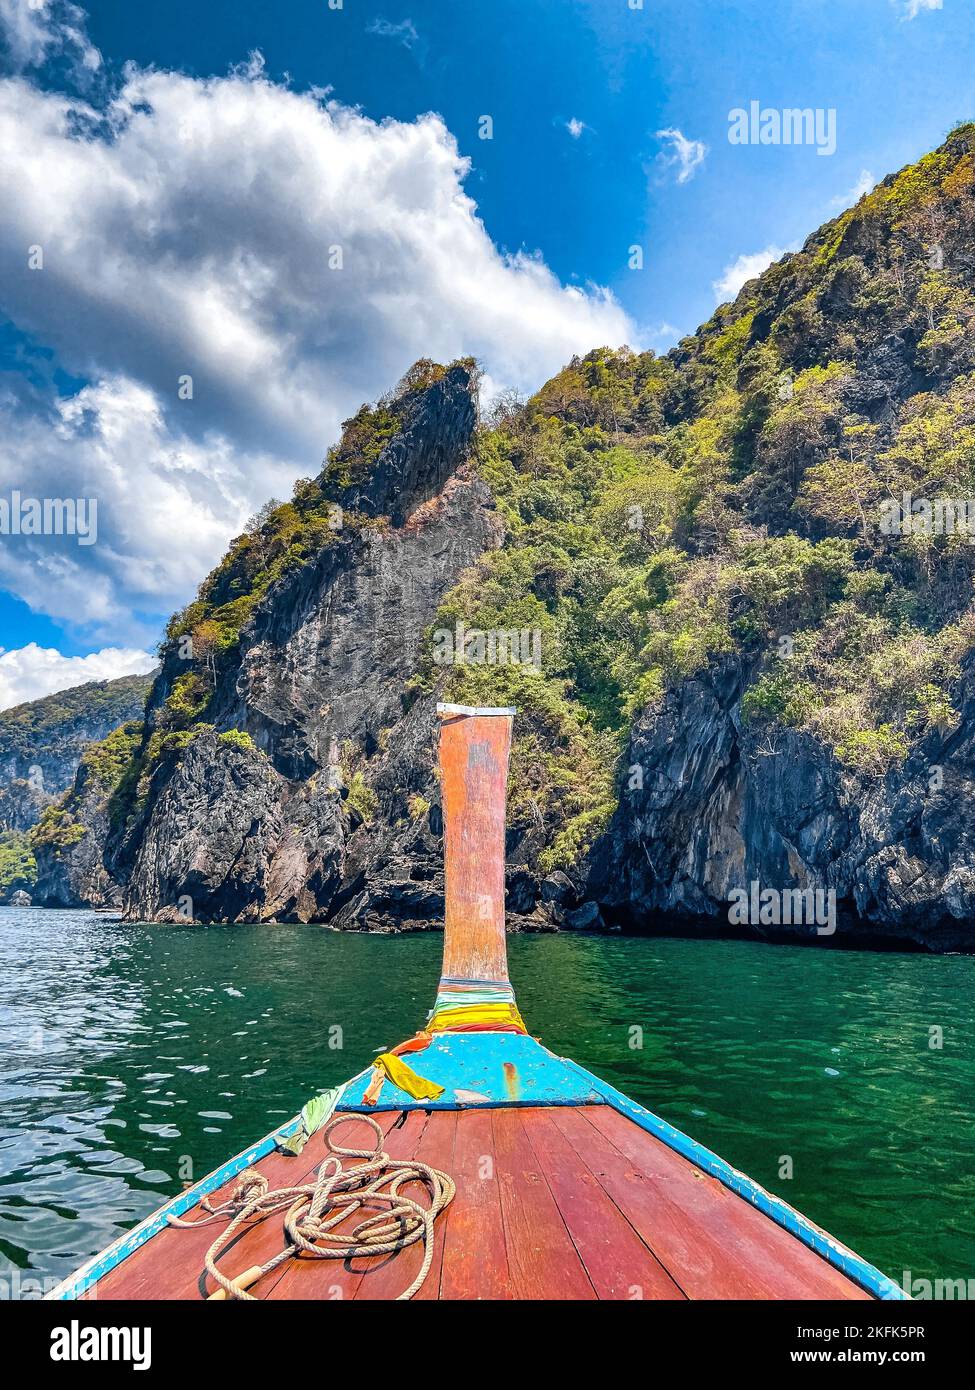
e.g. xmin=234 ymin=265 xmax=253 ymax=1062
xmin=0 ymin=374 xmax=293 ymax=644
xmin=0 ymin=0 xmax=99 ymax=73
xmin=566 ymin=117 xmax=587 ymax=139
xmin=367 ymin=18 xmax=420 ymax=51
xmin=646 ymin=322 xmax=682 ymax=350
xmin=0 ymin=48 xmax=636 ymax=648
xmin=656 ymin=127 xmax=708 ymax=184
xmin=900 ymin=0 xmax=942 ymax=18
xmin=831 ymin=169 xmax=876 ymax=208
xmin=0 ymin=642 xmax=155 ymax=710
xmin=712 ymin=245 xmax=793 ymax=303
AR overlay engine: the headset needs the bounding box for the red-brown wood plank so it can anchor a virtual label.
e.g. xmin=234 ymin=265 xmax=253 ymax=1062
xmin=90 ymin=1110 xmax=407 ymax=1301
xmin=578 ymin=1106 xmax=870 ymax=1301
xmin=83 ymin=1103 xmax=874 ymax=1302
xmin=439 ymin=1108 xmax=512 ymax=1300
xmin=262 ymin=1109 xmax=431 ymax=1302
xmin=491 ymin=1108 xmax=596 ymax=1300
xmin=550 ymin=1106 xmax=744 ymax=1296
xmin=522 ymin=1107 xmax=687 ymax=1300
xmin=351 ymin=1109 xmax=457 ymax=1300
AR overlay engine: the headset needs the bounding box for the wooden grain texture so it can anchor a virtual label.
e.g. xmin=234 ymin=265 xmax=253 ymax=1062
xmin=439 ymin=1107 xmax=512 ymax=1300
xmin=522 ymin=1107 xmax=687 ymax=1300
xmin=491 ymin=1108 xmax=597 ymax=1300
xmin=579 ymin=1106 xmax=871 ymax=1301
xmin=85 ymin=1104 xmax=873 ymax=1301
xmin=551 ymin=1105 xmax=764 ymax=1298
xmin=438 ymin=711 xmax=512 ymax=985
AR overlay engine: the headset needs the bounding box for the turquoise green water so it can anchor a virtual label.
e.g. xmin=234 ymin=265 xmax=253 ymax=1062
xmin=1 ymin=907 xmax=973 ymax=1294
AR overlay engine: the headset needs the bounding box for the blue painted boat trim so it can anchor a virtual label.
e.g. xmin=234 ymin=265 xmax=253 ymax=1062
xmin=338 ymin=1032 xmax=603 ymax=1110
xmin=45 ymin=1081 xmax=356 ymax=1300
xmin=557 ymin=1056 xmax=908 ymax=1302
xmin=48 ymin=1035 xmax=905 ymax=1303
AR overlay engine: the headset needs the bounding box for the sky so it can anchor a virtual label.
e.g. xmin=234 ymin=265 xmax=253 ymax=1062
xmin=0 ymin=0 xmax=972 ymax=707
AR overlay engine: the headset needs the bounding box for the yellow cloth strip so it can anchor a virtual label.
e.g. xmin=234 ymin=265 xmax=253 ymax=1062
xmin=428 ymin=1002 xmax=528 ymax=1033
xmin=372 ymin=1051 xmax=445 ymax=1101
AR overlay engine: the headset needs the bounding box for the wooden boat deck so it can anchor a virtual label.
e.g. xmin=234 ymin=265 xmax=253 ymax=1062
xmin=57 ymin=711 xmax=893 ymax=1304
xmin=86 ymin=1105 xmax=870 ymax=1301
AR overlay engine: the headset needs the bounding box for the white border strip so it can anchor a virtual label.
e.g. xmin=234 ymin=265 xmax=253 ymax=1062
xmin=436 ymin=703 xmax=517 ymax=716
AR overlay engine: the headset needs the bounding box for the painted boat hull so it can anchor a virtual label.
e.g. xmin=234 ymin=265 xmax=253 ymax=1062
xmin=47 ymin=1032 xmax=905 ymax=1301
xmin=46 ymin=707 xmax=906 ymax=1301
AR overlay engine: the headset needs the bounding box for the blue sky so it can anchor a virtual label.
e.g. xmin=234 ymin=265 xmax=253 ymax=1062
xmin=0 ymin=0 xmax=972 ymax=705
xmin=83 ymin=0 xmax=975 ymax=341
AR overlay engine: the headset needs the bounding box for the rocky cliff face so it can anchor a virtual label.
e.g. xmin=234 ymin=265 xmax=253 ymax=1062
xmin=48 ymin=126 xmax=975 ymax=951
xmin=108 ymin=361 xmax=500 ymax=923
xmin=588 ymin=655 xmax=975 ymax=950
xmin=0 ymin=674 xmax=152 ymax=834
xmin=31 ymin=769 xmax=125 ymax=909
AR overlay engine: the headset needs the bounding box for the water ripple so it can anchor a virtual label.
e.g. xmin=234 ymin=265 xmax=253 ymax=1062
xmin=1 ymin=907 xmax=973 ymax=1291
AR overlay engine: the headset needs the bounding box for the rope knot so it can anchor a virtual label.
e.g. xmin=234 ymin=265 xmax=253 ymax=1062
xmin=232 ymin=1171 xmax=269 ymax=1205
xmin=174 ymin=1111 xmax=455 ymax=1300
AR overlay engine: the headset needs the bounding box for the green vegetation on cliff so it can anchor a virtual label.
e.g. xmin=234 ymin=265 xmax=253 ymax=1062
xmin=0 ymin=673 xmax=152 ymax=760
xmin=416 ymin=122 xmax=975 ymax=862
xmin=98 ymin=125 xmax=975 ymax=884
xmin=30 ymin=720 xmax=146 ymax=859
xmin=81 ymin=722 xmax=146 ymax=790
xmin=31 ymin=805 xmax=88 ymax=853
xmin=0 ymin=830 xmax=36 ymax=900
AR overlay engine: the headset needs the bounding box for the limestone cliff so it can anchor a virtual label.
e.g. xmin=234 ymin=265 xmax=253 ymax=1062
xmin=108 ymin=360 xmax=500 ymax=923
xmin=0 ymin=674 xmax=151 ymax=833
xmin=46 ymin=125 xmax=975 ymax=951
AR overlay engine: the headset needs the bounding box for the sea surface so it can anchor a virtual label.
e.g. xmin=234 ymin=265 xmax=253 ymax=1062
xmin=1 ymin=906 xmax=973 ymax=1297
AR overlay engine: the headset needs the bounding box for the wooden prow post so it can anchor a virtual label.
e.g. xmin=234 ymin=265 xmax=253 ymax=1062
xmin=431 ymin=703 xmax=525 ymax=1033
xmin=438 ymin=703 xmax=514 ymax=982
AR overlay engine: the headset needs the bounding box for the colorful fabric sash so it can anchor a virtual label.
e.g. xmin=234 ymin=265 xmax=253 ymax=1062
xmin=362 ymin=978 xmax=527 ymax=1105
xmin=428 ymin=976 xmax=527 ymax=1035
xmin=363 ymin=1051 xmax=445 ymax=1104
